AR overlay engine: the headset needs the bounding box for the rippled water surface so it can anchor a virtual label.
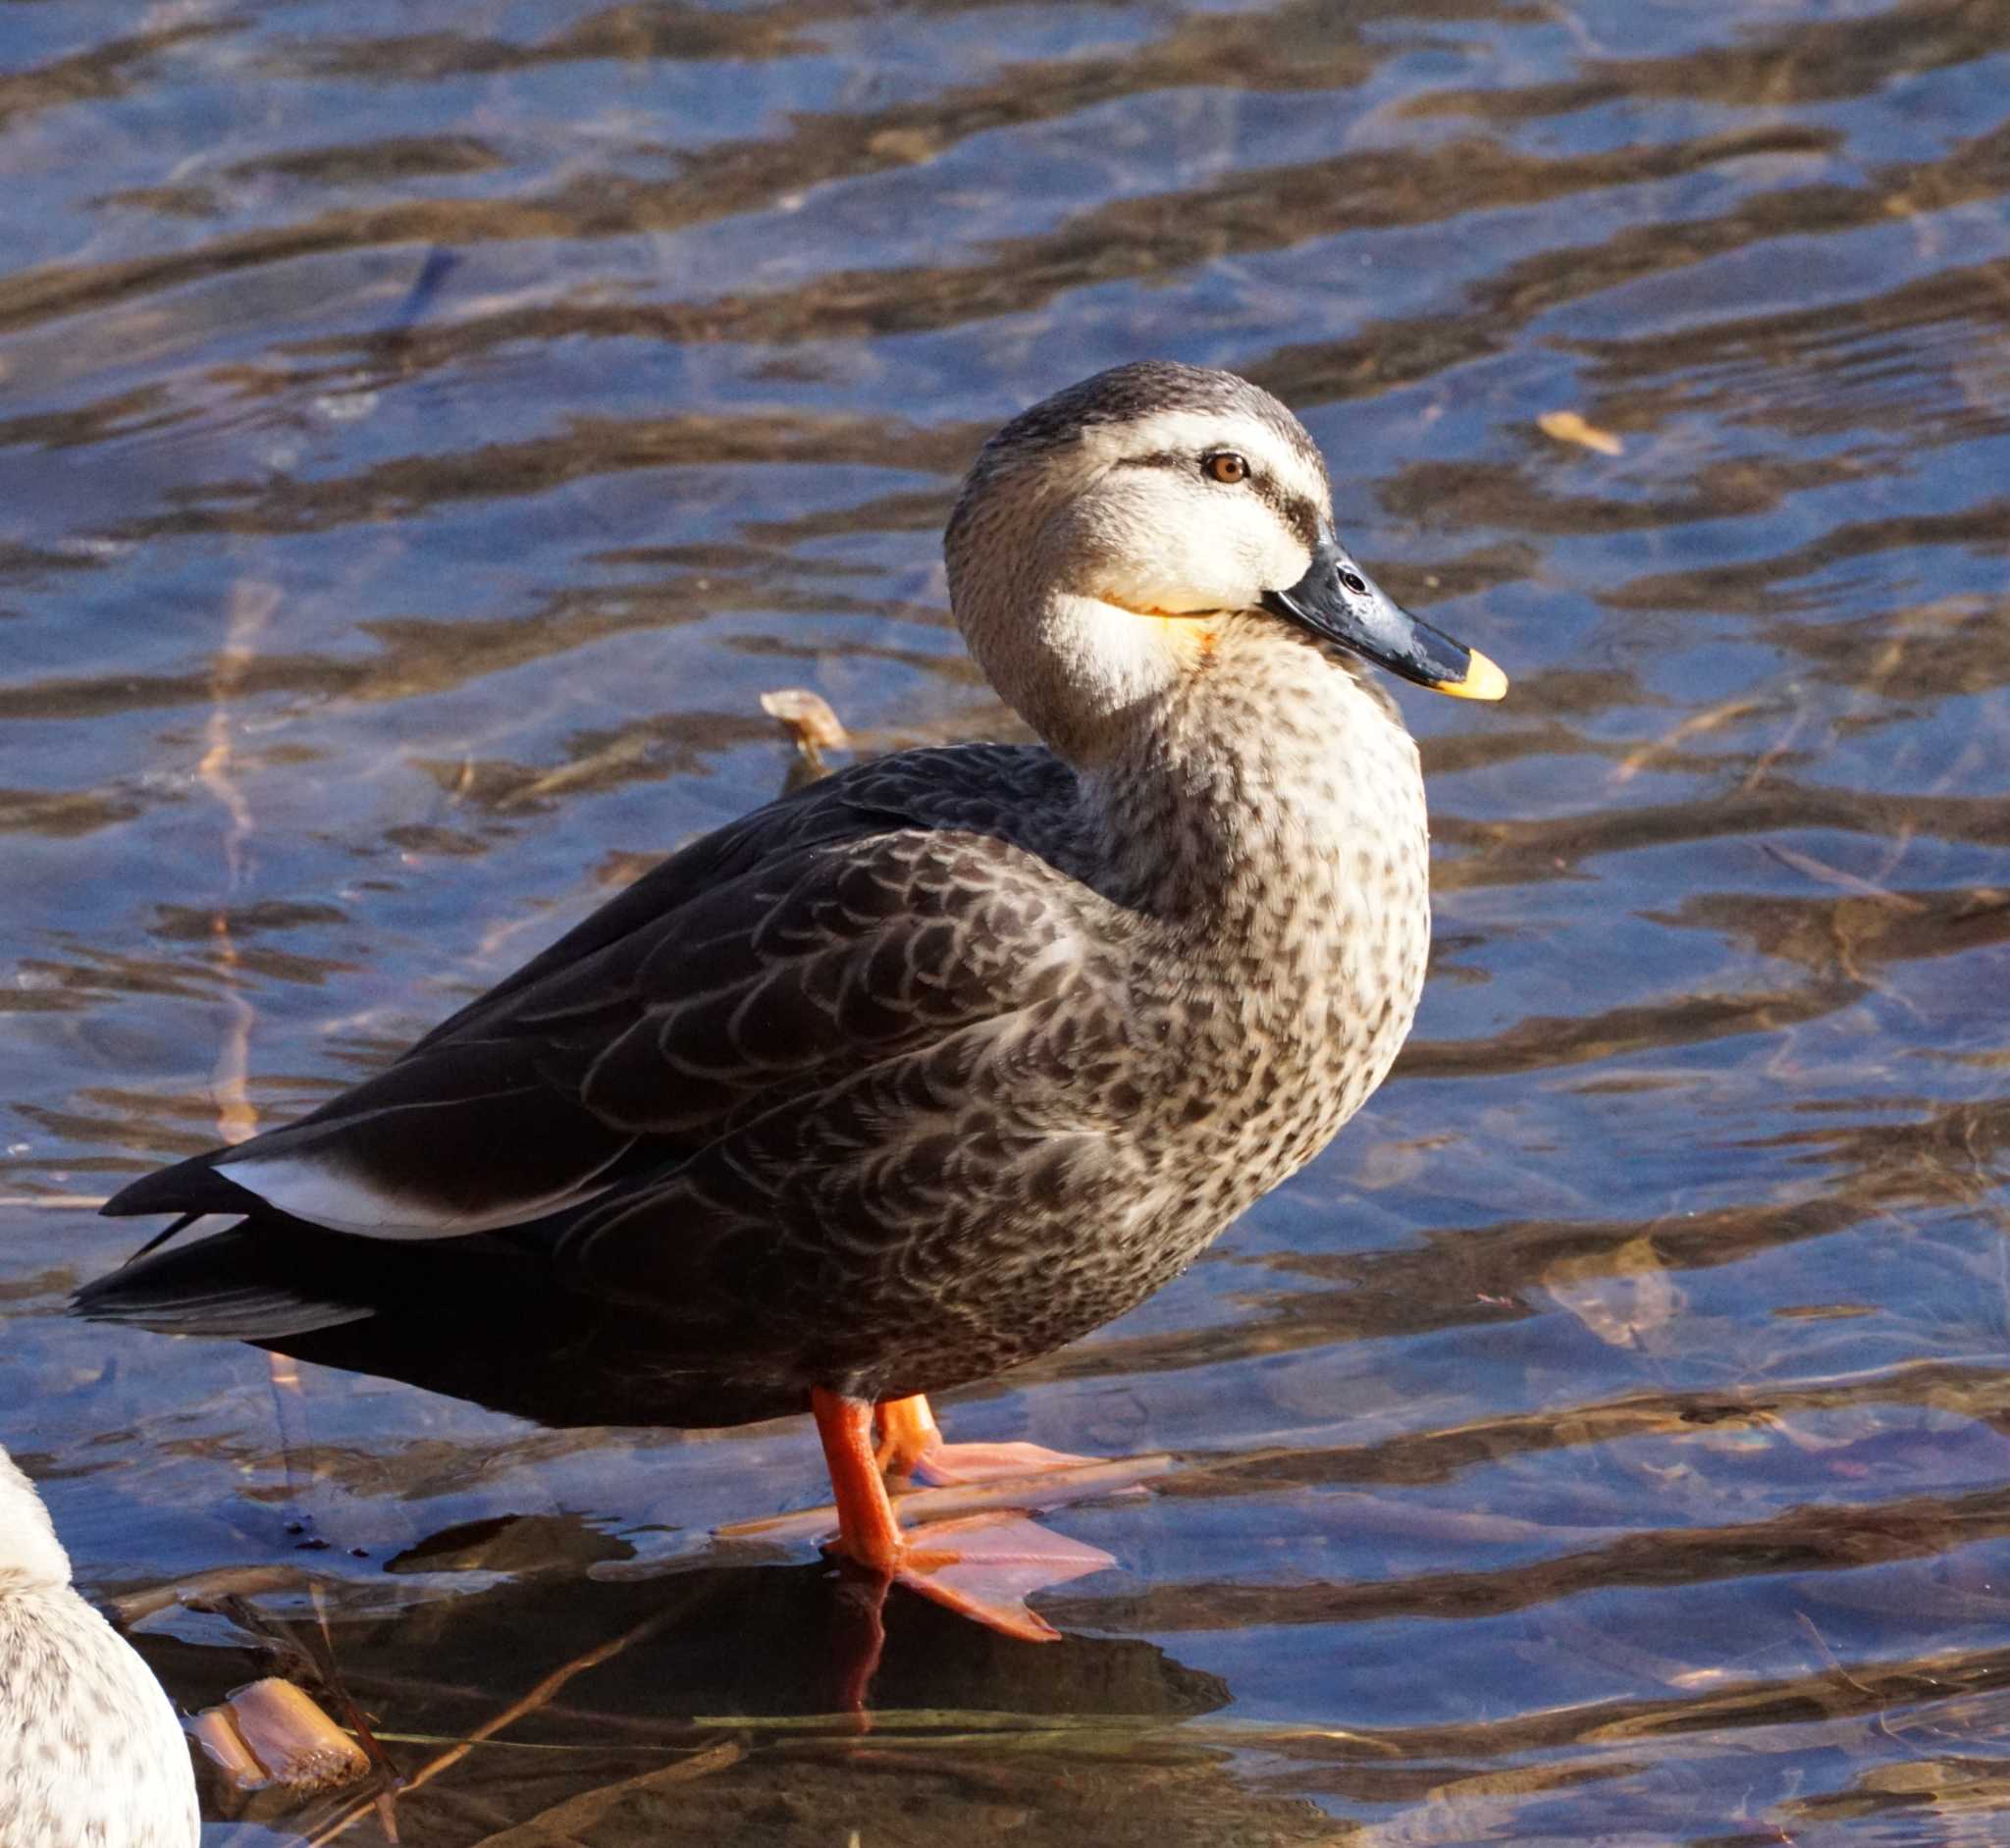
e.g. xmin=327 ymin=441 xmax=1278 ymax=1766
xmin=4 ymin=1 xmax=2010 ymax=1841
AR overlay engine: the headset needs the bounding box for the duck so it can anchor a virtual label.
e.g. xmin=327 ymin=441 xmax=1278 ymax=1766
xmin=0 ymin=1447 xmax=200 ymax=1847
xmin=77 ymin=362 xmax=1505 ymax=1638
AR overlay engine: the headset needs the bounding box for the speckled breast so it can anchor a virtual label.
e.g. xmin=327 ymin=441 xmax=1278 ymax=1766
xmin=837 ymin=647 xmax=1436 ymax=1400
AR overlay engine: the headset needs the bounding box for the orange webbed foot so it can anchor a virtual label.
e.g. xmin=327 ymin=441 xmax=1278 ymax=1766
xmin=882 ymin=1510 xmax=1114 ymax=1641
xmin=899 ymin=1438 xmax=1108 ymax=1487
xmin=810 ymin=1388 xmax=1116 ymax=1645
xmin=873 ymin=1393 xmax=1103 ymax=1485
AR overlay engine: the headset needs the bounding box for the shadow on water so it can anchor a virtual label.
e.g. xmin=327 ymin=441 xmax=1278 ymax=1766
xmin=139 ymin=1530 xmax=1260 ymax=1847
xmin=3 ymin=0 xmax=2009 ymax=1840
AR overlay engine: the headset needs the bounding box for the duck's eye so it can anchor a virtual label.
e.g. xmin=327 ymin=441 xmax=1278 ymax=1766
xmin=1202 ymin=451 xmax=1249 ymax=486
xmin=1340 ymin=569 xmax=1367 ymax=595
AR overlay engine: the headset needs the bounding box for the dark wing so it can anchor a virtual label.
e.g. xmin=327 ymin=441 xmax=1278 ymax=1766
xmin=547 ymin=937 xmax=1145 ymax=1392
xmin=98 ymin=746 xmax=1113 ymax=1251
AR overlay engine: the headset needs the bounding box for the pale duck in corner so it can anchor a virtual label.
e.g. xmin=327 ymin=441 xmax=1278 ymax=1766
xmin=0 ymin=1446 xmax=199 ymax=1847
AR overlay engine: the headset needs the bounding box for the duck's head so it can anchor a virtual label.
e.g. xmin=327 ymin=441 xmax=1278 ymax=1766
xmin=946 ymin=361 xmax=1505 ymax=766
xmin=0 ymin=1446 xmax=73 ymax=1592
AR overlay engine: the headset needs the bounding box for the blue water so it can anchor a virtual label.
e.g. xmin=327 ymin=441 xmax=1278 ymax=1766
xmin=3 ymin=2 xmax=2007 ymax=1842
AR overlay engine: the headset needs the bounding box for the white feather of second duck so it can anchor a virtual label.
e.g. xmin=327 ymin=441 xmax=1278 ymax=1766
xmin=0 ymin=1448 xmax=200 ymax=1848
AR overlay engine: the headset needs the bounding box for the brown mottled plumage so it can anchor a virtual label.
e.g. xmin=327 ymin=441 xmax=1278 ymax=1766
xmin=77 ymin=364 xmax=1502 ymax=1596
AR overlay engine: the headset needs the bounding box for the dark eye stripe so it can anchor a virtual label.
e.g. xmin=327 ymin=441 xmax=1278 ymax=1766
xmin=1112 ymin=453 xmax=1323 ymax=551
xmin=1255 ymin=483 xmax=1323 ymax=552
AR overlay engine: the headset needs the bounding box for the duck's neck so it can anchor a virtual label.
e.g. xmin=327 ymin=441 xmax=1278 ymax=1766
xmin=1075 ymin=616 xmax=1429 ymax=928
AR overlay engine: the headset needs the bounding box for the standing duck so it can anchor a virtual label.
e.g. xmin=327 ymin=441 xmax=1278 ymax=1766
xmin=78 ymin=363 xmax=1505 ymax=1637
xmin=0 ymin=1447 xmax=200 ymax=1847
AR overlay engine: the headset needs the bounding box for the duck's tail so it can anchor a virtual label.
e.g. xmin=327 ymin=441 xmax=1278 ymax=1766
xmin=73 ymin=1216 xmax=780 ymax=1432
xmin=72 ymin=1220 xmax=384 ymax=1340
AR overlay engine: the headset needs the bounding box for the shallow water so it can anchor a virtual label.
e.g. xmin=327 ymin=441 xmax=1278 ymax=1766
xmin=3 ymin=0 xmax=2008 ymax=1841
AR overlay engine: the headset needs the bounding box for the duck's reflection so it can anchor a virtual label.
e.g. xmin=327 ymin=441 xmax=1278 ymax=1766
xmin=144 ymin=1508 xmax=1233 ymax=1840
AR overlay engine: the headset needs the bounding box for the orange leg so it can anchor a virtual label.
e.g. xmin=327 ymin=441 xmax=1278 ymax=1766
xmin=873 ymin=1392 xmax=944 ymax=1475
xmin=811 ymin=1386 xmax=1111 ymax=1647
xmin=812 ymin=1387 xmax=902 ymax=1573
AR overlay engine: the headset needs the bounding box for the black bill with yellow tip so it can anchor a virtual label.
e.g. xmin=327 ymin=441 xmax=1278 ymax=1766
xmin=1261 ymin=536 xmax=1508 ymax=701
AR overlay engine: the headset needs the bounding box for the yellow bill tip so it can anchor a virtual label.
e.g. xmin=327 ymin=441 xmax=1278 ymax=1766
xmin=1434 ymin=646 xmax=1508 ymax=702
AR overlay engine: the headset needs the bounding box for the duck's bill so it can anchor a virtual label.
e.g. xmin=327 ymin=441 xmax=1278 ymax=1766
xmin=1261 ymin=538 xmax=1508 ymax=701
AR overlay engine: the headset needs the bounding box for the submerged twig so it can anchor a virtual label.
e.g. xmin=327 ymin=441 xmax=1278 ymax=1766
xmin=306 ymin=1601 xmax=700 ymax=1844
xmin=463 ymin=1740 xmax=743 ymax=1847
xmin=1611 ymin=696 xmax=1765 ymax=786
xmin=109 ymin=1562 xmax=317 ymax=1626
xmin=1761 ymin=841 xmax=1928 ymax=912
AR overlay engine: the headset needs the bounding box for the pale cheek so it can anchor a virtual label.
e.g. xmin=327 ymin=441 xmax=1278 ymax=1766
xmin=1096 ymin=509 xmax=1262 ymax=612
xmin=1239 ymin=513 xmax=1313 ymax=597
xmin=1050 ymin=596 xmax=1197 ymax=713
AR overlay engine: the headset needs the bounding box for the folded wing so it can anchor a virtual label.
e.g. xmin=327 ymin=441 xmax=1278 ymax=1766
xmin=99 ymin=749 xmax=1109 ymax=1261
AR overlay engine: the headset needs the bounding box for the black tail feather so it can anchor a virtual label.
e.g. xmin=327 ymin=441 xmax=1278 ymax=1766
xmin=74 ymin=1222 xmax=380 ymax=1339
xmin=125 ymin=1209 xmax=206 ymax=1263
xmin=71 ymin=1217 xmax=786 ymax=1431
xmin=100 ymin=1151 xmax=267 ymax=1222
